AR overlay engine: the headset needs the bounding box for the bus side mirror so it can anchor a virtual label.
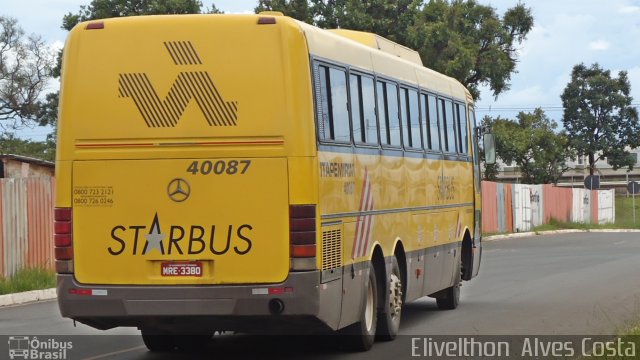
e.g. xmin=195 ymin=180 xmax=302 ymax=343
xmin=483 ymin=133 xmax=496 ymax=165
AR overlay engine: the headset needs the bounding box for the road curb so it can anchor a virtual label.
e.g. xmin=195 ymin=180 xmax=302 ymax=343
xmin=485 ymin=228 xmax=640 ymax=241
xmin=0 ymin=288 xmax=56 ymax=308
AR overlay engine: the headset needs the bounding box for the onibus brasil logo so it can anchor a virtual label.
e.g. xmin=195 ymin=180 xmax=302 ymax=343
xmin=8 ymin=336 xmax=72 ymax=360
xmin=118 ymin=41 xmax=238 ymax=127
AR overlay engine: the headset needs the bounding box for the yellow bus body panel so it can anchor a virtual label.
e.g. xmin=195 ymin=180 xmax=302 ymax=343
xmin=57 ymin=15 xmax=315 ymax=285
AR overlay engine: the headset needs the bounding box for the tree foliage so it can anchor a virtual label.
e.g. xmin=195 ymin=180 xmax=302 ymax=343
xmin=0 ymin=133 xmax=55 ymax=162
xmin=409 ymin=0 xmax=533 ymax=99
xmin=0 ymin=16 xmax=54 ymax=130
xmin=255 ymin=0 xmax=533 ymax=100
xmin=561 ymin=63 xmax=640 ymax=175
xmin=256 ymin=0 xmax=314 ymax=24
xmin=62 ymin=0 xmax=206 ymax=31
xmin=488 ymin=109 xmax=572 ymax=184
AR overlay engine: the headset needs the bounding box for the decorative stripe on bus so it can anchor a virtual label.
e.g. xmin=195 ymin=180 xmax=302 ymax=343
xmin=352 ymin=168 xmax=375 ymax=259
xmin=321 ymin=202 xmax=474 ymax=220
xmin=75 ymin=140 xmax=285 ymax=148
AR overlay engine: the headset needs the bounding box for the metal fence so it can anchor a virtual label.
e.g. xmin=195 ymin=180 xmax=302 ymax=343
xmin=0 ymin=178 xmax=54 ymax=278
xmin=482 ymin=181 xmax=616 ymax=234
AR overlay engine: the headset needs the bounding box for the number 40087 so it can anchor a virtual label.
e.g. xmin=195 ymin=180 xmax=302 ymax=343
xmin=186 ymin=160 xmax=251 ymax=175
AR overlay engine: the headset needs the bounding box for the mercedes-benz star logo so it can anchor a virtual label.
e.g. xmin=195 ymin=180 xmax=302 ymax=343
xmin=167 ymin=178 xmax=191 ymax=202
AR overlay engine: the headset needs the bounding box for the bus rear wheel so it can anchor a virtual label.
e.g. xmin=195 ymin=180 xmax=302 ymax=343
xmin=436 ymin=259 xmax=462 ymax=310
xmin=376 ymin=256 xmax=402 ymax=341
xmin=141 ymin=329 xmax=211 ymax=353
xmin=341 ymin=262 xmax=377 ymax=351
xmin=141 ymin=329 xmax=175 ymax=352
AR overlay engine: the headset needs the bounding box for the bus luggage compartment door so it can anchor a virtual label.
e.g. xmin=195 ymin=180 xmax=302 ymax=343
xmin=71 ymin=157 xmax=289 ymax=285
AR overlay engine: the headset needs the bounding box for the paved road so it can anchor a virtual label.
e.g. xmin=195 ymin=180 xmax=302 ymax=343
xmin=1 ymin=232 xmax=639 ymax=359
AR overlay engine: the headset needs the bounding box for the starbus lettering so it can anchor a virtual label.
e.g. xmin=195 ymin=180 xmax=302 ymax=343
xmin=107 ymin=213 xmax=253 ymax=256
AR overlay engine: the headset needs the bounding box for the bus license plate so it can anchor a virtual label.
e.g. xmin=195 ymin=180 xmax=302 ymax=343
xmin=161 ymin=261 xmax=203 ymax=277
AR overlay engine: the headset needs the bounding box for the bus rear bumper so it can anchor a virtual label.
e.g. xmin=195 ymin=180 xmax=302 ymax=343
xmin=57 ymin=272 xmax=332 ymax=333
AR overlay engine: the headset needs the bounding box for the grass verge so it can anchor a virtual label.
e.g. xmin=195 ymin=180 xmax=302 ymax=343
xmin=0 ymin=267 xmax=56 ymax=295
xmin=582 ymin=324 xmax=640 ymax=359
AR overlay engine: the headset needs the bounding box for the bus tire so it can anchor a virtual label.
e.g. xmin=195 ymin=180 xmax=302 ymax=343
xmin=376 ymin=256 xmax=402 ymax=341
xmin=436 ymin=260 xmax=461 ymax=310
xmin=141 ymin=329 xmax=175 ymax=352
xmin=341 ymin=262 xmax=377 ymax=351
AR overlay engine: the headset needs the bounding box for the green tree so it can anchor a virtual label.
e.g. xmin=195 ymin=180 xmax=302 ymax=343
xmin=256 ymin=0 xmax=424 ymax=46
xmin=62 ymin=0 xmax=205 ymax=31
xmin=0 ymin=133 xmax=56 ymax=162
xmin=561 ymin=63 xmax=640 ymax=175
xmin=255 ymin=0 xmax=314 ymax=24
xmin=408 ymin=0 xmax=533 ymax=100
xmin=489 ymin=109 xmax=572 ymax=184
xmin=0 ymin=16 xmax=54 ymax=130
xmin=255 ymin=1 xmax=533 ymax=100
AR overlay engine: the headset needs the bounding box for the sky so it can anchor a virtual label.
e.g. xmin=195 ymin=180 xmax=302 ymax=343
xmin=3 ymin=0 xmax=640 ymax=140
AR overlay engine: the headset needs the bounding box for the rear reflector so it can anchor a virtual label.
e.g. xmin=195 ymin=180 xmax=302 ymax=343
xmin=69 ymin=288 xmax=92 ymax=296
xmin=85 ymin=22 xmax=105 ymax=30
xmin=69 ymin=288 xmax=108 ymax=296
xmin=268 ymin=287 xmax=294 ymax=295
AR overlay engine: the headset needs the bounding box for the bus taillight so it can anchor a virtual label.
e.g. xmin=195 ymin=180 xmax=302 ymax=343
xmin=54 ymin=207 xmax=74 ymax=274
xmin=289 ymin=204 xmax=316 ymax=271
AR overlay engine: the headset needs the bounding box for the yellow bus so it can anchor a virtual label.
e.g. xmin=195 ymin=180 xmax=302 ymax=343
xmin=54 ymin=12 xmax=492 ymax=352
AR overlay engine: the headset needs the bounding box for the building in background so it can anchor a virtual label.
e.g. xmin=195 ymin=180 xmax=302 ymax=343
xmin=0 ymin=154 xmax=55 ymax=178
xmin=497 ymin=148 xmax=640 ymax=194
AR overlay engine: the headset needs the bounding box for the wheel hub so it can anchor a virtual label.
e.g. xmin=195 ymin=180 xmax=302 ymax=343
xmin=389 ymin=274 xmax=403 ymax=318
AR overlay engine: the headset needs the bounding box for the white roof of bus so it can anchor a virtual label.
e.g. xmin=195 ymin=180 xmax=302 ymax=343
xmin=296 ymin=20 xmax=470 ymax=102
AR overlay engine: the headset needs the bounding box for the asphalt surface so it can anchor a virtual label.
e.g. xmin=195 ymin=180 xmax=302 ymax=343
xmin=1 ymin=232 xmax=640 ymax=359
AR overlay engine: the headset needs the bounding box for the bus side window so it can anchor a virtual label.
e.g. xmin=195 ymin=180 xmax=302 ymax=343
xmin=317 ymin=65 xmax=332 ymax=140
xmin=386 ymin=82 xmax=401 ymax=147
xmin=420 ymin=94 xmax=430 ymax=150
xmin=443 ymin=98 xmax=457 ymax=153
xmin=316 ymin=64 xmax=350 ymax=143
xmin=350 ymin=74 xmax=364 ymax=143
xmin=377 ymin=80 xmax=389 ymax=145
xmin=409 ymin=89 xmax=421 ymax=149
xmin=328 ymin=68 xmax=350 ymax=143
xmin=351 ymin=73 xmax=378 ymax=146
xmin=361 ymin=76 xmax=378 ymax=145
xmin=402 ymin=88 xmax=421 ymax=149
xmin=400 ymin=88 xmax=410 ymax=148
xmin=427 ymin=94 xmax=441 ymax=151
xmin=438 ymin=98 xmax=448 ymax=152
xmin=456 ymin=103 xmax=469 ymax=154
